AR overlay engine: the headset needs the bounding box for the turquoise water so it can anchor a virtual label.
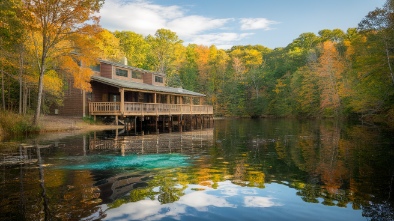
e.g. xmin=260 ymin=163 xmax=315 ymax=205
xmin=58 ymin=154 xmax=190 ymax=170
xmin=0 ymin=119 xmax=393 ymax=221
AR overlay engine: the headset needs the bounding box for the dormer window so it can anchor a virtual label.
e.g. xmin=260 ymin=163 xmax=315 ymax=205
xmin=155 ymin=76 xmax=163 ymax=83
xmin=132 ymin=71 xmax=142 ymax=79
xmin=116 ymin=68 xmax=128 ymax=77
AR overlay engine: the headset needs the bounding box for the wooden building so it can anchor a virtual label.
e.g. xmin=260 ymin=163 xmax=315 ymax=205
xmin=56 ymin=59 xmax=213 ymax=127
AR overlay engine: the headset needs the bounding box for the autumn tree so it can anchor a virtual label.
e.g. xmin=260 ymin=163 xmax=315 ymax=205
xmin=316 ymin=41 xmax=345 ymax=116
xmin=0 ymin=0 xmax=27 ymax=113
xmin=23 ymin=0 xmax=103 ymax=125
xmin=358 ymin=0 xmax=394 ymax=84
xmin=114 ymin=31 xmax=148 ymax=67
xmin=145 ymin=29 xmax=184 ymax=87
xmin=179 ymin=44 xmax=199 ymax=91
xmin=95 ymin=29 xmax=124 ymax=62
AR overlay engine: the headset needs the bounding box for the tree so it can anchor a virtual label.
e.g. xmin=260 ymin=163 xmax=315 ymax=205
xmin=114 ymin=31 xmax=148 ymax=67
xmin=95 ymin=29 xmax=123 ymax=62
xmin=0 ymin=0 xmax=26 ymax=113
xmin=358 ymin=0 xmax=394 ymax=85
xmin=145 ymin=29 xmax=183 ymax=76
xmin=316 ymin=41 xmax=345 ymax=116
xmin=23 ymin=0 xmax=103 ymax=126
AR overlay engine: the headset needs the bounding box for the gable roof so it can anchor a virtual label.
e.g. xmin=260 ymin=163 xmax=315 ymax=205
xmin=99 ymin=60 xmax=165 ymax=76
xmin=91 ymin=75 xmax=205 ymax=97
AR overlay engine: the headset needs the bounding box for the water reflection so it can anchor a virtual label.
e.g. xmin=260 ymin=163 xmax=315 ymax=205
xmin=103 ymin=181 xmax=284 ymax=221
xmin=0 ymin=119 xmax=393 ymax=221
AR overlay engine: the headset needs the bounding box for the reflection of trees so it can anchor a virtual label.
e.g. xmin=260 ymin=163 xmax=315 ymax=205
xmin=215 ymin=117 xmax=392 ymax=220
xmin=4 ymin=119 xmax=392 ymax=220
xmin=106 ymin=150 xmax=267 ymax=209
xmin=295 ymin=183 xmax=320 ymax=203
xmin=362 ymin=201 xmax=394 ymax=221
xmin=0 ymin=144 xmax=105 ymax=221
xmin=277 ymin=121 xmax=394 ymax=219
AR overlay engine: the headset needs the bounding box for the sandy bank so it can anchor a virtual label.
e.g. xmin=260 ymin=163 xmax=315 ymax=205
xmin=39 ymin=115 xmax=123 ymax=134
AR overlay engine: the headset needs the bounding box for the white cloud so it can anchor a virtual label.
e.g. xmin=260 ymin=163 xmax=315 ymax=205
xmin=103 ymin=187 xmax=234 ymax=221
xmin=98 ymin=0 xmax=275 ymax=48
xmin=99 ymin=0 xmax=182 ymax=34
xmin=244 ymin=196 xmax=282 ymax=208
xmin=240 ymin=18 xmax=279 ymax=30
xmin=167 ymin=16 xmax=231 ymax=36
xmin=179 ymin=191 xmax=234 ymax=209
xmin=186 ymin=32 xmax=254 ymax=49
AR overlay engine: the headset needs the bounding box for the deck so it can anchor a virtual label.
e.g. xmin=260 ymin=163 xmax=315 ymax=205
xmin=89 ymin=102 xmax=213 ymax=116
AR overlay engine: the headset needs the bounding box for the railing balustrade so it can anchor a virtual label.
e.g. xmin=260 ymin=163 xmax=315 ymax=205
xmin=89 ymin=102 xmax=213 ymax=116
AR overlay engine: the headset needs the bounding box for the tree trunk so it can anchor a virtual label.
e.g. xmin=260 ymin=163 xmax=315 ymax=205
xmin=19 ymin=50 xmax=24 ymax=114
xmin=1 ymin=68 xmax=4 ymax=110
xmin=23 ymin=81 xmax=27 ymax=115
xmin=33 ymin=69 xmax=45 ymax=126
xmin=385 ymin=41 xmax=394 ymax=85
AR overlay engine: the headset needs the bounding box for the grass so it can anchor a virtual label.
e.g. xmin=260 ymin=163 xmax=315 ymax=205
xmin=0 ymin=111 xmax=39 ymax=139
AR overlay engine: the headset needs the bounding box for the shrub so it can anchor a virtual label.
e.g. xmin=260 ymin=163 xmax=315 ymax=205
xmin=0 ymin=111 xmax=39 ymax=137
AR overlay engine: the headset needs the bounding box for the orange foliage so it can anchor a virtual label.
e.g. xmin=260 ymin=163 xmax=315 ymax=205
xmin=194 ymin=45 xmax=210 ymax=80
xmin=316 ymin=41 xmax=345 ymax=114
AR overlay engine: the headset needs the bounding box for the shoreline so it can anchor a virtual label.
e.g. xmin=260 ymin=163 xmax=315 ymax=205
xmin=38 ymin=115 xmax=123 ymax=134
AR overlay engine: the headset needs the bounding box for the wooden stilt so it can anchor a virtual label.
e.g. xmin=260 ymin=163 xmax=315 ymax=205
xmin=134 ymin=116 xmax=137 ymax=134
xmin=155 ymin=116 xmax=159 ymax=133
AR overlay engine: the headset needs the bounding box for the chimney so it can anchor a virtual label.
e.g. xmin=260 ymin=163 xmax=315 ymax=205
xmin=122 ymin=57 xmax=128 ymax=66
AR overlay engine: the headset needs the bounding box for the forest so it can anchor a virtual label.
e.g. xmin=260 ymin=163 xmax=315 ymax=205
xmin=0 ymin=0 xmax=393 ymax=127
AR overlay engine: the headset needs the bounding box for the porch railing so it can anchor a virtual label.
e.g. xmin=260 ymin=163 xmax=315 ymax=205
xmin=89 ymin=102 xmax=213 ymax=116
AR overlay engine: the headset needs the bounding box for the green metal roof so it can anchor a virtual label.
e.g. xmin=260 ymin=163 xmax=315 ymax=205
xmin=91 ymin=75 xmax=206 ymax=97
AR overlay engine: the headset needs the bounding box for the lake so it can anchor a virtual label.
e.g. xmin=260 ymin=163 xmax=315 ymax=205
xmin=0 ymin=118 xmax=393 ymax=221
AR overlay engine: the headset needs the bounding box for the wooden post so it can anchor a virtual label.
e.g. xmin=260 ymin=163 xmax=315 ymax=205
xmin=155 ymin=116 xmax=158 ymax=133
xmin=162 ymin=116 xmax=165 ymax=131
xmin=120 ymin=88 xmax=124 ymax=115
xmin=115 ymin=115 xmax=118 ymax=125
xmin=82 ymin=90 xmax=86 ymax=117
xmin=180 ymin=115 xmax=183 ymax=132
xmin=134 ymin=116 xmax=137 ymax=134
xmin=140 ymin=116 xmax=144 ymax=132
xmin=169 ymin=115 xmax=172 ymax=132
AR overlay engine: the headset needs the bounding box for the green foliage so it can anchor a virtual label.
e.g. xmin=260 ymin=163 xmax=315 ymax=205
xmin=82 ymin=116 xmax=95 ymax=124
xmin=1 ymin=0 xmax=392 ymax=125
xmin=0 ymin=111 xmax=39 ymax=137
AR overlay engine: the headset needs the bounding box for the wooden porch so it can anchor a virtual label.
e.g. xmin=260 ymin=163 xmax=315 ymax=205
xmin=89 ymin=102 xmax=213 ymax=116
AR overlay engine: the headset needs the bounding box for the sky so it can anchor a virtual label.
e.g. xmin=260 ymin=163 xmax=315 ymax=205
xmin=98 ymin=0 xmax=386 ymax=49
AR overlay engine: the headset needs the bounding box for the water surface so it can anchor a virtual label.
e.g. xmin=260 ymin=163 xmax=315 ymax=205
xmin=0 ymin=119 xmax=393 ymax=220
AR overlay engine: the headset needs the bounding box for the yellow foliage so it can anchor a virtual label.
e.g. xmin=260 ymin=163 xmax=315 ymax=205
xmin=44 ymin=70 xmax=63 ymax=96
xmin=273 ymin=79 xmax=287 ymax=94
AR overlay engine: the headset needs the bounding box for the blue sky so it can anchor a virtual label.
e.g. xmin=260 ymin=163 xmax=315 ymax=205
xmin=98 ymin=0 xmax=386 ymax=49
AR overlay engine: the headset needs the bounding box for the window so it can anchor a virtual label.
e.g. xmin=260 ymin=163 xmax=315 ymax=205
xmin=132 ymin=71 xmax=142 ymax=79
xmin=155 ymin=76 xmax=163 ymax=83
xmin=90 ymin=64 xmax=100 ymax=72
xmin=116 ymin=68 xmax=128 ymax=77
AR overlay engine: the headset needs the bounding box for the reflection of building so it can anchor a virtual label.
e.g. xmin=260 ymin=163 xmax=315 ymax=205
xmin=89 ymin=128 xmax=214 ymax=202
xmin=89 ymin=128 xmax=214 ymax=154
xmin=96 ymin=171 xmax=151 ymax=203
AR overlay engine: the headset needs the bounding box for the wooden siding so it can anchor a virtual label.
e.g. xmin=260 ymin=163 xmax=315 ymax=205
xmin=100 ymin=63 xmax=112 ymax=78
xmin=57 ymin=80 xmax=85 ymax=116
xmin=143 ymin=72 xmax=153 ymax=84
